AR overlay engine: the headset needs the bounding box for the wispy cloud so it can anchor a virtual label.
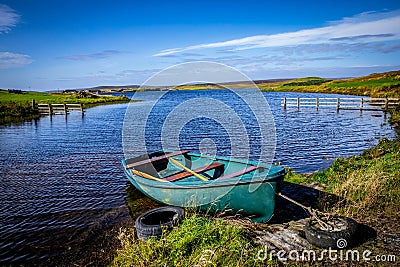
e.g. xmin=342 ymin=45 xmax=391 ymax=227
xmin=58 ymin=50 xmax=125 ymax=61
xmin=329 ymin=33 xmax=394 ymax=41
xmin=0 ymin=4 xmax=20 ymax=33
xmin=243 ymin=64 xmax=400 ymax=80
xmin=181 ymin=54 xmax=344 ymax=68
xmin=377 ymin=42 xmax=400 ymax=53
xmin=0 ymin=52 xmax=33 ymax=68
xmin=154 ymin=10 xmax=400 ymax=56
xmin=158 ymin=52 xmax=204 ymax=58
xmin=116 ymin=68 xmax=162 ymax=77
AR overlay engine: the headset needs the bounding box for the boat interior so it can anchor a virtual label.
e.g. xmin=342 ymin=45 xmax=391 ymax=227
xmin=124 ymin=150 xmax=264 ymax=182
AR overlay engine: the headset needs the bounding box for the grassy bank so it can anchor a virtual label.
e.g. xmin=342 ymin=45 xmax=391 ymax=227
xmin=0 ymin=89 xmax=130 ymax=124
xmin=0 ymin=101 xmax=41 ymax=124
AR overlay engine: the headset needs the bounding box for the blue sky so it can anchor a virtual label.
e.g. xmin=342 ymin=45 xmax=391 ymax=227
xmin=1 ymin=0 xmax=400 ymax=91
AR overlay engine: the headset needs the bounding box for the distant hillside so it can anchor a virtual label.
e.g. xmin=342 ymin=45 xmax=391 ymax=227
xmin=92 ymin=85 xmax=140 ymax=90
xmin=258 ymin=70 xmax=400 ymax=97
xmin=86 ymin=85 xmax=140 ymax=92
xmin=85 ymin=79 xmax=297 ymax=92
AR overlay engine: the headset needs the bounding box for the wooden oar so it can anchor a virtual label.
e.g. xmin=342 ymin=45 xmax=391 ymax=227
xmin=131 ymin=169 xmax=167 ymax=183
xmin=169 ymin=157 xmax=208 ymax=181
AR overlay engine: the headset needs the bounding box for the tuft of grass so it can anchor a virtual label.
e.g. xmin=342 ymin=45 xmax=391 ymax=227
xmin=283 ymin=168 xmax=311 ymax=184
xmin=111 ymin=213 xmax=275 ymax=267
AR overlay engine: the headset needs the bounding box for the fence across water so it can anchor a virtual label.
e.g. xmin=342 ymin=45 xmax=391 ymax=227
xmin=282 ymin=97 xmax=400 ymax=111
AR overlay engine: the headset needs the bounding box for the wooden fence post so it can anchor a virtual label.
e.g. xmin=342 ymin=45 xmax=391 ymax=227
xmin=283 ymin=98 xmax=287 ymax=109
xmin=336 ymin=98 xmax=340 ymax=111
xmin=316 ymin=98 xmax=319 ymax=110
xmin=297 ymin=98 xmax=300 ymax=109
xmin=359 ymin=98 xmax=363 ymax=111
xmin=80 ymin=103 xmax=84 ymax=117
xmin=384 ymin=98 xmax=389 ymax=111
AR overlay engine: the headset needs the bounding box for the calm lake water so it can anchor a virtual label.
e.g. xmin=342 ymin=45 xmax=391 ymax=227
xmin=0 ymin=90 xmax=396 ymax=264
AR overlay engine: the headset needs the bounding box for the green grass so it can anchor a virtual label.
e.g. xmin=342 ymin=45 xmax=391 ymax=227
xmin=112 ymin=213 xmax=274 ymax=267
xmin=283 ymin=78 xmax=331 ymax=87
xmin=327 ymin=77 xmax=400 ymax=89
xmin=0 ymin=90 xmax=57 ymax=103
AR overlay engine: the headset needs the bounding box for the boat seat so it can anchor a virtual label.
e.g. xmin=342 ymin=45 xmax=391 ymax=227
xmin=164 ymin=162 xmax=225 ymax=182
xmin=218 ymin=166 xmax=259 ymax=179
xmin=125 ymin=150 xmax=190 ymax=169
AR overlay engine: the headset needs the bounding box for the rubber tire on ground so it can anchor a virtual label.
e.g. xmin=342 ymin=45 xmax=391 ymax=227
xmin=135 ymin=206 xmax=184 ymax=241
xmin=304 ymin=216 xmax=359 ymax=249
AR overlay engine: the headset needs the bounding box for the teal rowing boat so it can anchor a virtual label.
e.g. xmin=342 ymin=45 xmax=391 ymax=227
xmin=122 ymin=150 xmax=285 ymax=222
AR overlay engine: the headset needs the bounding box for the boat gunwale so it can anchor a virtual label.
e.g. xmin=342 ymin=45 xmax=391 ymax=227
xmin=123 ymin=150 xmax=285 ymax=189
xmin=125 ymin=151 xmax=277 ymax=168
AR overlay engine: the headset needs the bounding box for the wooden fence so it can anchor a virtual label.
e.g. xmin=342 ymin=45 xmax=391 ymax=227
xmin=282 ymin=97 xmax=400 ymax=111
xmin=33 ymin=101 xmax=84 ymax=115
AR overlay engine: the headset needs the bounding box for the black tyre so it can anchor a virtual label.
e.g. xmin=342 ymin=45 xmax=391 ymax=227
xmin=305 ymin=216 xmax=359 ymax=249
xmin=135 ymin=206 xmax=184 ymax=241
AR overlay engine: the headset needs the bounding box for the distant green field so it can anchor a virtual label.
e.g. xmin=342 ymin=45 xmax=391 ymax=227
xmin=327 ymin=77 xmax=400 ymax=89
xmin=0 ymin=90 xmax=57 ymax=104
xmin=0 ymin=90 xmax=130 ymax=105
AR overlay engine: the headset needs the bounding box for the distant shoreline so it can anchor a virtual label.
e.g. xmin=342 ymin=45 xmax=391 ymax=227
xmin=74 ymin=70 xmax=400 ymax=98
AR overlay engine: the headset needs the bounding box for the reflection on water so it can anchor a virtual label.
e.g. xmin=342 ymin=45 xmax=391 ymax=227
xmin=125 ymin=183 xmax=161 ymax=219
xmin=0 ymin=90 xmax=396 ymax=264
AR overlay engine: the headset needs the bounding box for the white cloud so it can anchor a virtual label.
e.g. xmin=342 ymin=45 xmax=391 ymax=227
xmin=154 ymin=10 xmax=400 ymax=56
xmin=0 ymin=4 xmax=20 ymax=34
xmin=241 ymin=63 xmax=400 ymax=80
xmin=0 ymin=52 xmax=33 ymax=68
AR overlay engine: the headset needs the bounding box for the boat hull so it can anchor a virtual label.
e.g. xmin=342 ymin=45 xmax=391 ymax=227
xmin=123 ymin=152 xmax=285 ymax=223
